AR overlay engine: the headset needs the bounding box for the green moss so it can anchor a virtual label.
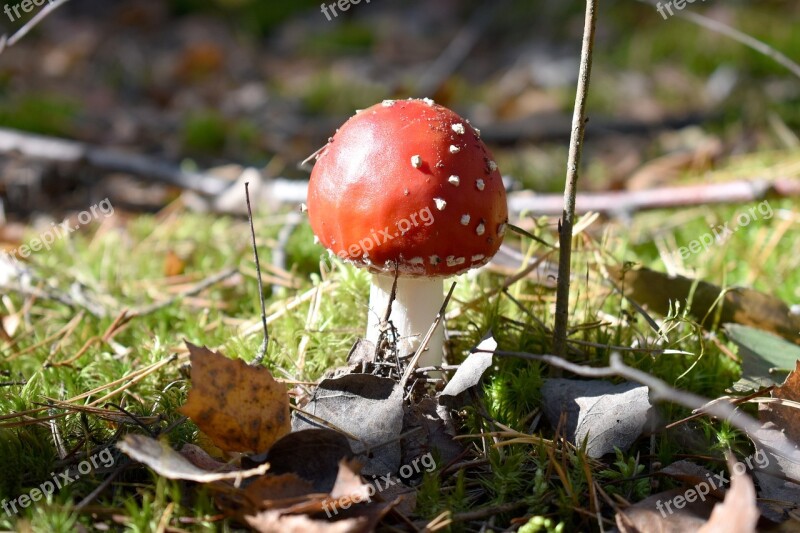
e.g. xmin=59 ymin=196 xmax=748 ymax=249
xmin=0 ymin=95 xmax=78 ymax=136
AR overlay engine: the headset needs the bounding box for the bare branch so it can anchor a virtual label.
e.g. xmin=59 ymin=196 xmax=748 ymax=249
xmin=553 ymin=0 xmax=599 ymax=357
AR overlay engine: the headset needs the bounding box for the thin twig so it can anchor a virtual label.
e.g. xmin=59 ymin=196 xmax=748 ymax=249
xmin=553 ymin=0 xmax=599 ymax=357
xmin=0 ymin=127 xmax=227 ymax=195
xmin=245 ymin=182 xmax=269 ymax=365
xmin=486 ymin=350 xmax=800 ymax=464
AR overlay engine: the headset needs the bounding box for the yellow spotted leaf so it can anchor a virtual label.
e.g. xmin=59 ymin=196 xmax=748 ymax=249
xmin=179 ymin=342 xmax=291 ymax=454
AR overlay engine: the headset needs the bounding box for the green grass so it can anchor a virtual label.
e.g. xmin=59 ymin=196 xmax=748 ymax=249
xmin=1 ymin=151 xmax=798 ymax=530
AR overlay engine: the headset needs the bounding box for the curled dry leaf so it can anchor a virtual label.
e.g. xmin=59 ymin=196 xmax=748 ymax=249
xmin=439 ymin=334 xmax=497 ymax=409
xmin=180 ymin=443 xmax=238 ymax=473
xmin=616 ymin=488 xmax=718 ymax=533
xmin=760 ymin=360 xmax=800 ymax=442
xmin=292 ymin=374 xmax=403 ymax=476
xmin=698 ymin=458 xmax=759 ymax=533
xmin=179 ymin=342 xmax=291 ymax=454
xmin=244 ymin=459 xmax=396 ymax=533
xmin=117 ymin=434 xmax=268 ymax=483
xmin=541 ymin=379 xmax=653 ymax=457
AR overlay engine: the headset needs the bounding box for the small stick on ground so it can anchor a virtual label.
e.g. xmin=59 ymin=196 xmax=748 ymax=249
xmin=245 ymin=182 xmax=270 ymax=365
xmin=553 ymin=0 xmax=599 ymax=358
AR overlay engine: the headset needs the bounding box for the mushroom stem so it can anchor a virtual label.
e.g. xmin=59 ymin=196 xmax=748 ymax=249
xmin=366 ymin=274 xmax=444 ymax=368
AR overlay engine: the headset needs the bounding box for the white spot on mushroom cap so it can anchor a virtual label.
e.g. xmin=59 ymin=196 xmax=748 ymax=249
xmin=471 ymin=254 xmax=485 ymax=262
xmin=299 ymin=203 xmax=307 ymax=212
xmin=411 ymin=155 xmax=422 ymax=168
xmin=382 ymin=99 xmax=396 ymax=107
xmin=498 ymin=223 xmax=506 ymax=236
xmin=404 ymin=188 xmax=410 ymax=196
xmin=429 ymin=255 xmax=440 ymax=265
xmin=434 ymin=198 xmax=447 ymax=211
xmin=448 ymin=175 xmax=460 ymax=186
xmin=488 ymin=160 xmax=498 ymax=172
xmin=449 ymin=145 xmax=461 ymax=154
xmin=422 ymin=98 xmax=435 ymax=106
xmin=313 ymin=235 xmax=320 ymax=245
xmin=460 ymin=214 xmax=470 ymax=225
xmin=476 ymin=179 xmax=485 ymax=191
xmin=451 ymin=123 xmax=465 ymax=135
xmin=476 ymin=223 xmax=485 ymax=235
xmin=474 ymin=126 xmax=481 ymax=138
xmin=446 ymin=256 xmax=466 ymax=267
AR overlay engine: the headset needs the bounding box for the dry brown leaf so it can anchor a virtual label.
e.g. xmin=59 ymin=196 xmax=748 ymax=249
xmin=253 ymin=429 xmax=354 ymax=493
xmin=698 ymin=458 xmax=759 ymax=533
xmin=180 ymin=443 xmax=237 ymax=473
xmin=658 ymin=461 xmax=726 ymax=500
xmin=179 ymin=342 xmax=291 ymax=454
xmin=244 ymin=473 xmax=320 ymax=511
xmin=761 ymin=361 xmax=800 ymax=442
xmin=243 ymin=459 xmax=395 ymax=533
xmin=616 ymin=488 xmax=718 ymax=533
xmin=164 ymin=250 xmax=186 ymax=277
xmin=610 ymin=266 xmax=800 ymax=345
xmin=117 ymin=434 xmax=268 ymax=483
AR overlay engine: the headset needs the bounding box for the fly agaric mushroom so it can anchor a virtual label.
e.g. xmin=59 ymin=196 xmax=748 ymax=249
xmin=307 ymin=98 xmax=508 ymax=368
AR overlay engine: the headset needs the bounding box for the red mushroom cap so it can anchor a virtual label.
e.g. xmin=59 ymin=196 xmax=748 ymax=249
xmin=307 ymin=98 xmax=508 ymax=277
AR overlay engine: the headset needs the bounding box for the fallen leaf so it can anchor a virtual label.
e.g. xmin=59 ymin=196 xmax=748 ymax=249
xmin=725 ymin=325 xmax=800 ymax=391
xmin=346 ymin=339 xmax=376 ymax=367
xmin=610 ymin=266 xmax=800 ymax=345
xmin=616 ymin=488 xmax=718 ymax=533
xmin=244 ymin=473 xmax=319 ymax=511
xmin=117 ymin=434 xmax=268 ymax=483
xmin=698 ymin=458 xmax=759 ymax=533
xmin=244 ymin=460 xmax=395 ymax=533
xmin=760 ymin=360 xmax=800 ymax=440
xmin=179 ymin=342 xmax=291 ymax=454
xmin=751 ymin=361 xmax=800 ymax=515
xmin=179 ymin=443 xmax=237 ymax=473
xmin=541 ymin=379 xmax=653 ymax=457
xmin=439 ymin=334 xmax=497 ymax=409
xmin=164 ymin=250 xmax=186 ymax=277
xmin=402 ymin=397 xmax=463 ymax=469
xmin=292 ymin=374 xmax=403 ymax=476
xmin=249 ymin=429 xmax=354 ymax=493
xmin=657 ymin=461 xmax=726 ymax=500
